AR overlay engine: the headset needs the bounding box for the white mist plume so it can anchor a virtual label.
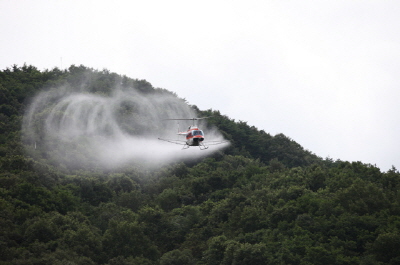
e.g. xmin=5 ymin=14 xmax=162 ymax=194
xmin=22 ymin=84 xmax=228 ymax=170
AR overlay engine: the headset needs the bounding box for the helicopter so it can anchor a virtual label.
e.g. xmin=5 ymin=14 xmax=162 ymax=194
xmin=158 ymin=118 xmax=229 ymax=150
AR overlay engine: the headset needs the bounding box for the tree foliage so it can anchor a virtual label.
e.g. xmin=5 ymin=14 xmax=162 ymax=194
xmin=1 ymin=64 xmax=400 ymax=264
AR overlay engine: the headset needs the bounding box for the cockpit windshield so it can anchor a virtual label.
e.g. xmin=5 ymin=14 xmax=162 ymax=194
xmin=193 ymin=130 xmax=204 ymax=136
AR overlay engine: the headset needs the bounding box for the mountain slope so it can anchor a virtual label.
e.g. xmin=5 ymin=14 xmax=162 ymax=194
xmin=1 ymin=65 xmax=400 ymax=265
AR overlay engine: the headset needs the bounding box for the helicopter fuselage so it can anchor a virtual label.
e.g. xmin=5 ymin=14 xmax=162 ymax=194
xmin=180 ymin=126 xmax=205 ymax=146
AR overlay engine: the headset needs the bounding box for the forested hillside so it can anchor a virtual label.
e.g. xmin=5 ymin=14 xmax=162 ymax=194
xmin=1 ymin=65 xmax=400 ymax=264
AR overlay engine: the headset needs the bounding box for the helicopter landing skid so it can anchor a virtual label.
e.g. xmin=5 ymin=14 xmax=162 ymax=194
xmin=199 ymin=143 xmax=209 ymax=150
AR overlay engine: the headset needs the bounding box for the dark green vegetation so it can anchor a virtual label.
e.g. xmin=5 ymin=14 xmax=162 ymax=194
xmin=1 ymin=65 xmax=400 ymax=264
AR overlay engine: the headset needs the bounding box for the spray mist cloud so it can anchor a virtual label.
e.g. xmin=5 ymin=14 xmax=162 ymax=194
xmin=22 ymin=81 xmax=227 ymax=170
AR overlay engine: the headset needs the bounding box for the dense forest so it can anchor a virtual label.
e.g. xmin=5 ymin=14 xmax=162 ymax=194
xmin=1 ymin=65 xmax=400 ymax=265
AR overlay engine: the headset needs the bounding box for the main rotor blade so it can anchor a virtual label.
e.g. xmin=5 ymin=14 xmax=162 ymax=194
xmin=164 ymin=117 xmax=210 ymax=121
